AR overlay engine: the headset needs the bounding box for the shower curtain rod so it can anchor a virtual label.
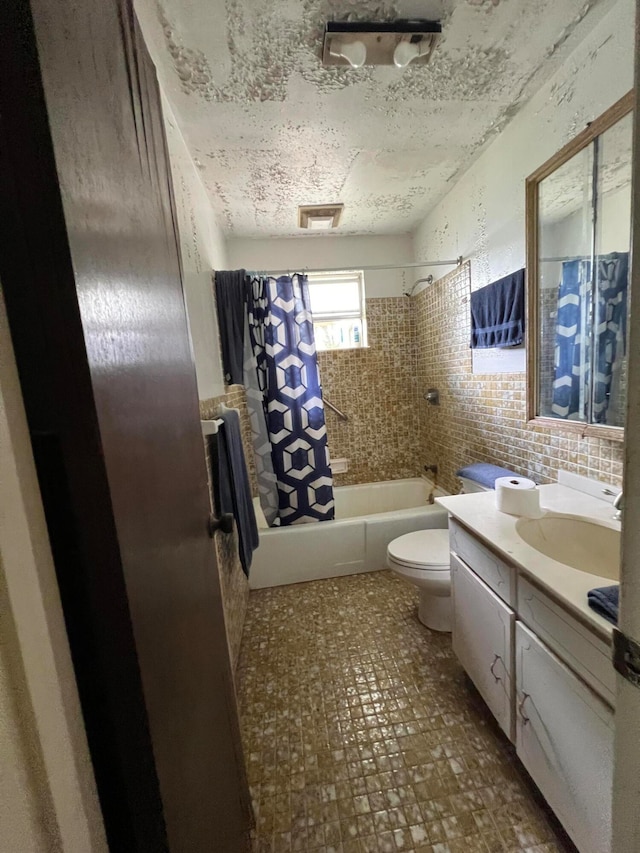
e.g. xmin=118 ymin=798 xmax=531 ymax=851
xmin=255 ymin=256 xmax=463 ymax=276
xmin=540 ymin=255 xmax=589 ymax=263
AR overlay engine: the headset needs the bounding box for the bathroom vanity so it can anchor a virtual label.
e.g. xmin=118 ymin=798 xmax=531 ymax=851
xmin=438 ymin=475 xmax=619 ymax=853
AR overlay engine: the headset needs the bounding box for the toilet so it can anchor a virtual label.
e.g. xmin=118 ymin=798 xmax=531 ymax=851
xmin=386 ymin=466 xmax=516 ymax=632
xmin=387 ymin=529 xmax=452 ymax=631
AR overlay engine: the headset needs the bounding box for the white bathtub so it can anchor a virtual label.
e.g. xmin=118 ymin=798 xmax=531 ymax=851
xmin=249 ymin=477 xmax=448 ymax=589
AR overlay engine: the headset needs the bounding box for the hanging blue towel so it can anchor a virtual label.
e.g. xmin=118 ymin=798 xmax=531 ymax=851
xmin=456 ymin=463 xmax=522 ymax=490
xmin=587 ymin=585 xmax=619 ymax=625
xmin=208 ymin=409 xmax=259 ymax=577
xmin=214 ymin=269 xmax=247 ymax=385
xmin=470 ymin=269 xmax=525 ymax=348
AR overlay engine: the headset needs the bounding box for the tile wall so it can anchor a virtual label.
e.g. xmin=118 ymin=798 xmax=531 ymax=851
xmin=318 ymin=298 xmax=420 ymax=486
xmin=414 ymin=262 xmax=624 ymax=495
xmin=200 ymin=385 xmax=255 ymax=670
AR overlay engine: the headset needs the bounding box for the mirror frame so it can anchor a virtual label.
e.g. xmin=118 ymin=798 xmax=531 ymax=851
xmin=525 ymin=89 xmax=634 ymax=441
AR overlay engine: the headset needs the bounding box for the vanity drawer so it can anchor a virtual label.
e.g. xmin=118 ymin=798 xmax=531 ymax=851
xmin=449 ymin=519 xmax=515 ymax=606
xmin=518 ymin=576 xmax=615 ymax=706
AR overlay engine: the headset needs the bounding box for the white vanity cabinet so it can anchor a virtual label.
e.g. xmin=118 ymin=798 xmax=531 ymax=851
xmin=449 ymin=518 xmax=515 ymax=605
xmin=451 ymin=555 xmax=514 ymax=739
xmin=516 ymin=624 xmax=614 ymax=853
xmin=449 ymin=518 xmax=614 ymax=853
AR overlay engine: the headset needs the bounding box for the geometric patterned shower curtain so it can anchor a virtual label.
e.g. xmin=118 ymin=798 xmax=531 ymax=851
xmin=243 ymin=277 xmax=280 ymax=527
xmin=551 ymin=259 xmax=590 ymax=420
xmin=592 ymin=252 xmax=628 ymax=424
xmin=551 ymin=252 xmax=628 ymax=423
xmin=245 ymin=274 xmax=335 ymax=526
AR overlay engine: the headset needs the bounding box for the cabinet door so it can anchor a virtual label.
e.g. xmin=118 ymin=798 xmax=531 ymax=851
xmin=451 ymin=554 xmax=515 ymax=740
xmin=515 ymin=623 xmax=613 ymax=853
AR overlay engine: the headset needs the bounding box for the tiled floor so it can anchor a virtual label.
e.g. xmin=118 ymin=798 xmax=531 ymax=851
xmin=237 ymin=571 xmax=574 ymax=853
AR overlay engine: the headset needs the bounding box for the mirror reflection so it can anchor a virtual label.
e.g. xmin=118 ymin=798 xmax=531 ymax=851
xmin=532 ymin=104 xmax=632 ymax=431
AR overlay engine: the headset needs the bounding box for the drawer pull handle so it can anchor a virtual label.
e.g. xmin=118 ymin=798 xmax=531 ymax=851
xmin=518 ymin=692 xmax=530 ymax=725
xmin=490 ymin=654 xmax=502 ymax=682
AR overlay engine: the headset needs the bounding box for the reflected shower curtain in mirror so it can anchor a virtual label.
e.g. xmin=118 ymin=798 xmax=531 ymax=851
xmin=244 ymin=274 xmax=335 ymax=526
xmin=552 ymin=252 xmax=628 ymax=423
xmin=551 ymin=259 xmax=589 ymax=420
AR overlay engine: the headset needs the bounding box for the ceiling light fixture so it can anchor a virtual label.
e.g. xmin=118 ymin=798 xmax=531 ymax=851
xmin=322 ymin=19 xmax=441 ymax=69
xmin=329 ymin=39 xmax=367 ymax=68
xmin=393 ymin=38 xmax=429 ymax=69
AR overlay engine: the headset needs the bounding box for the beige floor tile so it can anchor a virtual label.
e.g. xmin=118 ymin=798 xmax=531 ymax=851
xmin=240 ymin=572 xmax=575 ymax=853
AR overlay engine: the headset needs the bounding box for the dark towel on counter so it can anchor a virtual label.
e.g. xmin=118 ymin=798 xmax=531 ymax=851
xmin=470 ymin=268 xmax=525 ymax=349
xmin=587 ymin=585 xmax=619 ymax=625
xmin=456 ymin=463 xmax=521 ymax=490
xmin=208 ymin=409 xmax=259 ymax=577
xmin=214 ymin=269 xmax=247 ymax=385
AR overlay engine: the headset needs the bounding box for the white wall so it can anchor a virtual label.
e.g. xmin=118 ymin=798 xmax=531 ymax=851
xmin=413 ymin=0 xmax=635 ymax=293
xmin=227 ymin=235 xmax=415 ymax=298
xmin=0 ymin=288 xmax=107 ymax=852
xmin=541 ymin=183 xmax=633 ymax=290
xmin=163 ymin=95 xmax=226 ymax=400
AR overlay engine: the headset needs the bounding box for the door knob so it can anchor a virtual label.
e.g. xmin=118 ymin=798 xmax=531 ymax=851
xmin=207 ymin=513 xmax=234 ymax=537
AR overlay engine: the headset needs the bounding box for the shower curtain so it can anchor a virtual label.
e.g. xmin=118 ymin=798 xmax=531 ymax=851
xmin=244 ymin=274 xmax=335 ymax=526
xmin=551 ymin=259 xmax=588 ymax=420
xmin=551 ymin=252 xmax=628 ymax=423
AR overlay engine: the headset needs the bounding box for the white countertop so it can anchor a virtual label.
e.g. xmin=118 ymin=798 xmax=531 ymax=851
xmin=437 ymin=483 xmax=620 ymax=641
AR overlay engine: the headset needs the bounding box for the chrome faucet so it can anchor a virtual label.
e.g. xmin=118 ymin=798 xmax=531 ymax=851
xmin=613 ymin=491 xmax=624 ymax=521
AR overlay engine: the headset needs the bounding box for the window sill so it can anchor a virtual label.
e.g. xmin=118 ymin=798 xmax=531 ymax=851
xmin=318 ymin=344 xmax=370 ymax=353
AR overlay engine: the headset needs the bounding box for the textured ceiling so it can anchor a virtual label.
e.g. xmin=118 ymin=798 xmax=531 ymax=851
xmin=136 ymin=0 xmax=612 ymax=238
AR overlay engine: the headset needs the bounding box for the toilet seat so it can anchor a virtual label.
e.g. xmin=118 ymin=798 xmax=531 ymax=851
xmin=386 ymin=529 xmax=450 ymax=570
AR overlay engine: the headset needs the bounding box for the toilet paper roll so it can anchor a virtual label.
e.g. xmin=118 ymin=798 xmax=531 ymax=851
xmin=495 ymin=476 xmax=542 ymax=518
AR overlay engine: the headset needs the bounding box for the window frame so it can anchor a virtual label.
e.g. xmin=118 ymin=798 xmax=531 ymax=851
xmin=306 ymin=269 xmax=368 ymax=352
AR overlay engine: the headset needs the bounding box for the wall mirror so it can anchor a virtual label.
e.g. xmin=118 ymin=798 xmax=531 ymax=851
xmin=526 ymin=91 xmax=633 ymax=439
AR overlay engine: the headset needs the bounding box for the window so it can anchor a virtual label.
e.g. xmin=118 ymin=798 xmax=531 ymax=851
xmin=307 ymin=270 xmax=367 ymax=351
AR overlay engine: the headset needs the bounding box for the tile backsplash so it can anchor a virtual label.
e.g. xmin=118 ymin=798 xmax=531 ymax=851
xmin=414 ymin=262 xmax=624 ymax=495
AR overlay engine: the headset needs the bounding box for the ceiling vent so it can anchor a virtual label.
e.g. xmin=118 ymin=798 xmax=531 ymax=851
xmin=322 ymin=19 xmax=442 ymax=69
xmin=298 ymin=204 xmax=344 ymax=231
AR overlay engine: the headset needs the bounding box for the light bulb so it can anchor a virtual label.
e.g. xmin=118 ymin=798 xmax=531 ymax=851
xmin=393 ymin=41 xmax=422 ymax=69
xmin=330 ymin=39 xmax=367 ymax=68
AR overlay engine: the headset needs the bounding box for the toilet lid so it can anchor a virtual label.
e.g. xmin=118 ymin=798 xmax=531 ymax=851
xmin=387 ymin=529 xmax=450 ymax=570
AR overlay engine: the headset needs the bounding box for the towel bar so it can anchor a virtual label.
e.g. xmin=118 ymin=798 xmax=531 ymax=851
xmin=201 ymin=417 xmax=224 ymax=435
xmin=324 ymin=397 xmax=348 ymax=421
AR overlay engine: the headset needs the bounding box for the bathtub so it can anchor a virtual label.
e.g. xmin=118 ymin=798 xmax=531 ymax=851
xmin=249 ymin=477 xmax=448 ymax=589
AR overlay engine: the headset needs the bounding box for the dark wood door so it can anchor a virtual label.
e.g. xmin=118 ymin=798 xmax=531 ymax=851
xmin=0 ymin=1 xmax=251 ymax=850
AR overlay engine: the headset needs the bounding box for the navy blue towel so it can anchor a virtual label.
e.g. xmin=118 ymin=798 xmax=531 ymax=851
xmin=456 ymin=463 xmax=522 ymax=490
xmin=208 ymin=409 xmax=259 ymax=577
xmin=470 ymin=269 xmax=525 ymax=349
xmin=214 ymin=269 xmax=246 ymax=385
xmin=587 ymin=585 xmax=619 ymax=625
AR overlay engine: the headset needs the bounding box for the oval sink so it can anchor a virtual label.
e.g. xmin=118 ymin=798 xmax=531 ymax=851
xmin=515 ymin=513 xmax=620 ymax=580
